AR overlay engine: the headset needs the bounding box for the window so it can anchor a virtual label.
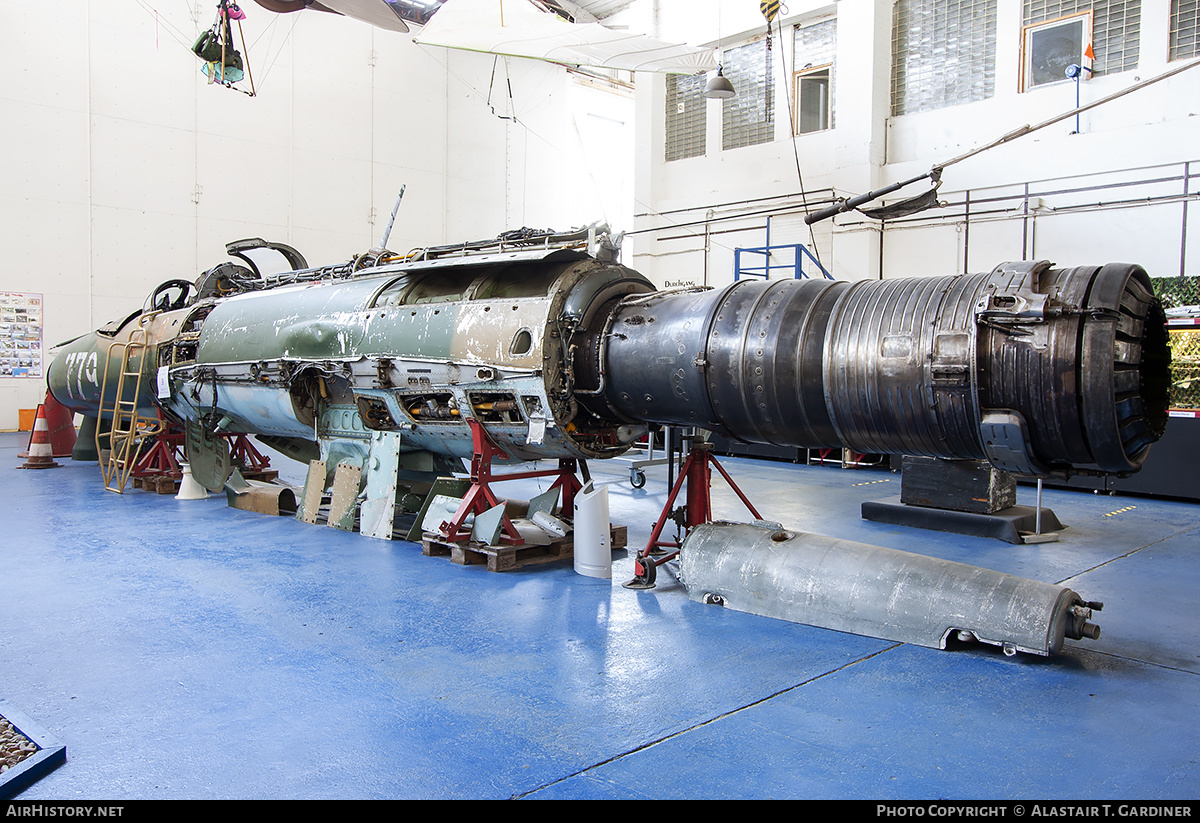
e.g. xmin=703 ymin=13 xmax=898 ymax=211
xmin=891 ymin=0 xmax=998 ymax=116
xmin=722 ymin=38 xmax=775 ymax=150
xmin=1171 ymin=0 xmax=1200 ymax=61
xmin=794 ymin=66 xmax=832 ymax=134
xmin=665 ymin=72 xmax=706 ymax=162
xmin=793 ymin=18 xmax=836 ymax=134
xmin=1022 ymin=1 xmax=1140 ymax=76
xmin=1021 ymin=12 xmax=1092 ymax=90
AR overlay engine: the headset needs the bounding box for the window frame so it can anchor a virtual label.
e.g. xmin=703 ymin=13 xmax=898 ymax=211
xmin=1171 ymin=0 xmax=1200 ymax=61
xmin=793 ymin=63 xmax=833 ymax=135
xmin=1020 ymin=11 xmax=1094 ymax=92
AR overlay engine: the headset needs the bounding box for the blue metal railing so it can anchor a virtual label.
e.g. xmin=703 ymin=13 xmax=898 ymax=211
xmin=734 ymin=243 xmax=833 ymax=281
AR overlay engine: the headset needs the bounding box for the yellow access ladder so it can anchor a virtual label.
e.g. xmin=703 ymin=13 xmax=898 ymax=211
xmin=97 ymin=324 xmax=161 ymax=493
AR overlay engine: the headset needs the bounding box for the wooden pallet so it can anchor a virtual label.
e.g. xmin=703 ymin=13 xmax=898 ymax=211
xmin=421 ymin=524 xmax=628 ymax=572
xmin=132 ymin=469 xmax=279 ymax=495
xmin=131 ymin=474 xmax=182 ymax=495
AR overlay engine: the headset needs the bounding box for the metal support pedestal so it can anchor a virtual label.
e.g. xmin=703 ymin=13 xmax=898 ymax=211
xmin=624 ymin=442 xmax=763 ymax=589
xmin=863 ymin=458 xmax=1063 ymax=544
xmin=437 ymin=419 xmax=583 ymax=547
xmin=861 ymin=498 xmax=1063 ymax=544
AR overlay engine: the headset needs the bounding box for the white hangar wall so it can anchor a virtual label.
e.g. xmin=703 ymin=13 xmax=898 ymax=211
xmin=0 ymin=0 xmax=632 ymax=428
xmin=629 ymin=0 xmax=1200 ymax=291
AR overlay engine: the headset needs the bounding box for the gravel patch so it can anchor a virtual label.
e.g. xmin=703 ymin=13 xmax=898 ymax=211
xmin=0 ymin=715 xmax=38 ymax=773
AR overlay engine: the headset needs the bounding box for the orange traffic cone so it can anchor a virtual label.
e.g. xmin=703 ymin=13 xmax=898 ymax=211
xmin=41 ymin=391 xmax=77 ymax=457
xmin=19 ymin=393 xmax=77 ymax=459
xmin=18 ymin=404 xmax=61 ymax=469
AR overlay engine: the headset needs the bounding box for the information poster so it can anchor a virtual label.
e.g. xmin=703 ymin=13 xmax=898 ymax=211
xmin=0 ymin=291 xmax=44 ymax=378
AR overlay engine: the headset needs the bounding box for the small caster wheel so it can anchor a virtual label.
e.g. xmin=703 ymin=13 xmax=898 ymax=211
xmin=630 ymin=469 xmax=646 ymax=489
xmin=622 ymin=552 xmax=657 ymax=589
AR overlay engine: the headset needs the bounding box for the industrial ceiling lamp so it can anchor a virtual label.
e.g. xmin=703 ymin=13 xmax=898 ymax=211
xmin=704 ymin=66 xmax=736 ymax=99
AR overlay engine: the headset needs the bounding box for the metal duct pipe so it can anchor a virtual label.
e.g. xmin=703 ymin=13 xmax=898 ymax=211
xmin=599 ymin=261 xmax=1169 ymax=477
xmin=678 ymin=521 xmax=1102 ymax=656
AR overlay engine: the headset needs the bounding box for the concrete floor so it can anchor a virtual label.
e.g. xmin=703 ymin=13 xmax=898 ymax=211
xmin=2 ymin=429 xmax=1198 ymax=800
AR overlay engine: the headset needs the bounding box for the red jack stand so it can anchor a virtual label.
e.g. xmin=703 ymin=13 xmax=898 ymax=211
xmin=129 ymin=419 xmax=272 ymax=491
xmin=624 ymin=441 xmax=763 ymax=590
xmin=131 ymin=413 xmax=185 ymax=481
xmin=437 ymin=419 xmax=584 ymax=546
xmin=226 ymin=432 xmax=272 ymax=473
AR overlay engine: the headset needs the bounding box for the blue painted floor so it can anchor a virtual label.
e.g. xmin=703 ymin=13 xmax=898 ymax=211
xmin=2 ymin=429 xmax=1198 ymax=800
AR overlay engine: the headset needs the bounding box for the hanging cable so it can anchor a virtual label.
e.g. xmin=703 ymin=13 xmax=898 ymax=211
xmin=486 ymin=55 xmax=519 ymax=122
xmin=132 ymin=0 xmax=194 ymax=49
xmin=234 ymin=5 xmax=257 ymax=96
xmin=763 ymin=19 xmax=773 ymax=121
xmin=244 ymin=10 xmax=300 ymax=94
xmin=772 ymin=12 xmax=823 ymax=267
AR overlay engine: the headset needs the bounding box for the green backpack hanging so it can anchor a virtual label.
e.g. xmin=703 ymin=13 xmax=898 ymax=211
xmin=192 ymin=28 xmax=224 ymax=63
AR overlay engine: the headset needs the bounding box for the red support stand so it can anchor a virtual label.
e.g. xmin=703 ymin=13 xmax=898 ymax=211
xmin=437 ymin=419 xmax=585 ymax=546
xmin=127 ymin=418 xmax=271 ymax=487
xmin=131 ymin=412 xmax=185 ymax=480
xmin=625 ymin=442 xmax=763 ymax=589
xmin=226 ymin=432 xmax=272 ymax=473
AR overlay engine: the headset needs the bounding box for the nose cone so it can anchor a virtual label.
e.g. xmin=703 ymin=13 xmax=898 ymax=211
xmin=46 ymin=333 xmax=105 ymax=417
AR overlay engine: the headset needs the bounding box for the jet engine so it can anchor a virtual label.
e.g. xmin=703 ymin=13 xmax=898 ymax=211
xmin=49 ymin=238 xmax=1168 ymax=481
xmin=44 ymin=231 xmax=1171 ymax=657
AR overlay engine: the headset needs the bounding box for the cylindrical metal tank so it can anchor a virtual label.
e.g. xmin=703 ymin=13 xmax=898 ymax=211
xmin=678 ymin=521 xmax=1101 ymax=656
xmin=599 ymin=261 xmax=1169 ymax=476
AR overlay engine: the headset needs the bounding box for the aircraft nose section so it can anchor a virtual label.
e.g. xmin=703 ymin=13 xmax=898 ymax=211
xmin=47 ymin=333 xmax=106 ymax=416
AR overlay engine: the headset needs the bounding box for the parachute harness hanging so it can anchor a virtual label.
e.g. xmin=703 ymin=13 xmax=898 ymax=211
xmin=192 ymin=1 xmax=256 ymax=96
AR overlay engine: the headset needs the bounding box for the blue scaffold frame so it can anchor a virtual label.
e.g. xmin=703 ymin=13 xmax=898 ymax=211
xmin=734 ymin=242 xmax=833 ymax=281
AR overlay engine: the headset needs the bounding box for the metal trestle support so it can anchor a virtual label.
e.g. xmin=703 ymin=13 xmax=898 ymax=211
xmin=624 ymin=441 xmax=763 ymax=590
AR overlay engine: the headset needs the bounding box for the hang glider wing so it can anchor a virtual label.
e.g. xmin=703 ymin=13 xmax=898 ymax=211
xmin=319 ymin=0 xmax=434 ymax=32
xmin=252 ymin=0 xmax=440 ymax=33
xmin=413 ymin=0 xmax=717 ymax=74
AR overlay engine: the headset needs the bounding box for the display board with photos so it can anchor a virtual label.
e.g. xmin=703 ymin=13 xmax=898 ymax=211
xmin=0 ymin=291 xmax=44 ymax=378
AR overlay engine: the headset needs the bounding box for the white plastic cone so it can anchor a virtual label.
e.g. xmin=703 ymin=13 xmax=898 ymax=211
xmin=176 ymin=464 xmax=209 ymax=500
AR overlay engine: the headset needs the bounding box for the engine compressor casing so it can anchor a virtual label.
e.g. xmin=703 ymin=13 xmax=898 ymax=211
xmin=598 ymin=261 xmax=1168 ymax=477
